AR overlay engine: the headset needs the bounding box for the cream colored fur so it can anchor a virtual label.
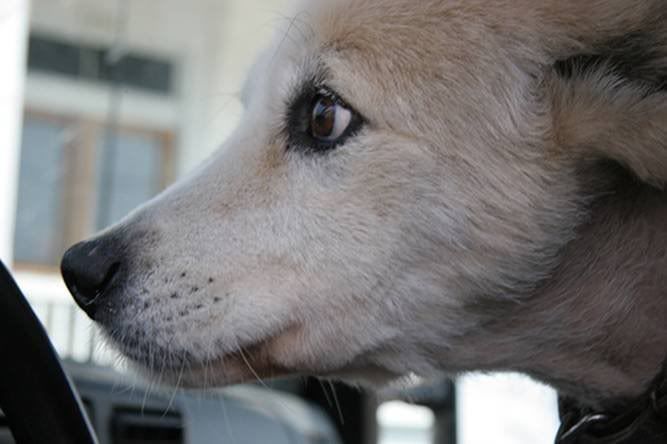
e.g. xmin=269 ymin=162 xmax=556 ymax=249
xmin=79 ymin=0 xmax=667 ymax=409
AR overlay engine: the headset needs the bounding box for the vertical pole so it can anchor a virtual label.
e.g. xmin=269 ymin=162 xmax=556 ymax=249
xmin=97 ymin=0 xmax=130 ymax=230
xmin=432 ymin=381 xmax=457 ymax=444
xmin=67 ymin=304 xmax=77 ymax=358
xmin=0 ymin=0 xmax=30 ymax=266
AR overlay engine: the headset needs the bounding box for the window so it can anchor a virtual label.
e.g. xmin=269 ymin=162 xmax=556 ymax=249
xmin=28 ymin=34 xmax=174 ymax=95
xmin=95 ymin=131 xmax=167 ymax=229
xmin=13 ymin=117 xmax=68 ymax=265
xmin=111 ymin=408 xmax=183 ymax=444
xmin=13 ymin=111 xmax=173 ymax=269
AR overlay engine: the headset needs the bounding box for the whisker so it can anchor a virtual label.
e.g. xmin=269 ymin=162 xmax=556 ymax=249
xmin=141 ymin=376 xmax=153 ymax=415
xmin=141 ymin=342 xmax=155 ymax=415
xmin=203 ymin=349 xmax=211 ymax=391
xmin=319 ymin=379 xmax=334 ymax=408
xmin=268 ymin=10 xmax=312 ymax=67
xmin=237 ymin=346 xmax=270 ymax=390
xmin=217 ymin=367 xmax=237 ymax=444
xmin=328 ymin=380 xmax=345 ymax=426
xmin=162 ymin=360 xmax=185 ymax=418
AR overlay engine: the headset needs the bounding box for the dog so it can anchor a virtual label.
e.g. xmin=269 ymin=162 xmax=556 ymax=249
xmin=61 ymin=0 xmax=667 ymax=424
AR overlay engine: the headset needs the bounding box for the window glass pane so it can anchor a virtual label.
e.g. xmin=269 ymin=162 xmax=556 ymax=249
xmin=28 ymin=34 xmax=174 ymax=95
xmin=95 ymin=131 xmax=163 ymax=229
xmin=13 ymin=117 xmax=68 ymax=265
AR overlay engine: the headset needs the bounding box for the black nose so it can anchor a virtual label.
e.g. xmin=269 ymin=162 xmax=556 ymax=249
xmin=61 ymin=239 xmax=122 ymax=319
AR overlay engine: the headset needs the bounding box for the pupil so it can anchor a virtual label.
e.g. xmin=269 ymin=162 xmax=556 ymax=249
xmin=311 ymin=97 xmax=336 ymax=138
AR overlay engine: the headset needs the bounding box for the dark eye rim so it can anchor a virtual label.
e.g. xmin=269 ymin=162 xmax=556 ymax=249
xmin=286 ymin=84 xmax=364 ymax=153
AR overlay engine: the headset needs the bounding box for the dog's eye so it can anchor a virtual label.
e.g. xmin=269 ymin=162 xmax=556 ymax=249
xmin=310 ymin=95 xmax=352 ymax=142
xmin=287 ymin=86 xmax=363 ymax=153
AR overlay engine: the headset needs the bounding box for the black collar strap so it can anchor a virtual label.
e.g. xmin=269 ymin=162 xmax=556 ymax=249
xmin=555 ymin=364 xmax=667 ymax=444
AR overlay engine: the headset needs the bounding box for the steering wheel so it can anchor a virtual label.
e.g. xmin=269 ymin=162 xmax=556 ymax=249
xmin=0 ymin=260 xmax=97 ymax=444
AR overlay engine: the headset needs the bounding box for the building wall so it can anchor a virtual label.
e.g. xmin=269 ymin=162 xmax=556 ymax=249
xmin=27 ymin=0 xmax=291 ymax=175
xmin=0 ymin=0 xmax=30 ymax=264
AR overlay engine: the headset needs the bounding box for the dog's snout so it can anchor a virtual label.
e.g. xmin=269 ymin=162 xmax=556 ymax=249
xmin=61 ymin=239 xmax=122 ymax=320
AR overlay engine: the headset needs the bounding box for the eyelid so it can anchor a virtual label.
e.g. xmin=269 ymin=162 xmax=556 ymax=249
xmin=317 ymin=87 xmax=354 ymax=112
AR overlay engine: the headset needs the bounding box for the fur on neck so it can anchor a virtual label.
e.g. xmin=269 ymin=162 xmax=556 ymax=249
xmin=460 ymin=170 xmax=667 ymax=409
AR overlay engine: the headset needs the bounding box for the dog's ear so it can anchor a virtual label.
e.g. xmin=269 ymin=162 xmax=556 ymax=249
xmin=548 ymin=69 xmax=667 ymax=188
xmin=534 ymin=1 xmax=664 ymax=61
xmin=540 ymin=2 xmax=667 ymax=188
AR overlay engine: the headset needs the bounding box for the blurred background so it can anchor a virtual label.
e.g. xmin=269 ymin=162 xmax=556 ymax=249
xmin=0 ymin=0 xmax=560 ymax=443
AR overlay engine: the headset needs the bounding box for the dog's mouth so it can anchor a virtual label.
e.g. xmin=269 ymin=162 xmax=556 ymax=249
xmin=107 ymin=324 xmax=304 ymax=387
xmin=169 ymin=342 xmax=297 ymax=388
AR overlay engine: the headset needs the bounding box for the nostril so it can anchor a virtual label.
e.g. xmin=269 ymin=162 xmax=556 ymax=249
xmin=85 ymin=261 xmax=121 ymax=307
xmin=61 ymin=240 xmax=124 ymax=320
xmin=100 ymin=262 xmax=121 ymax=295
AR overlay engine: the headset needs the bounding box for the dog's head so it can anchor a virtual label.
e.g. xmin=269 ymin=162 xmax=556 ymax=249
xmin=61 ymin=0 xmax=667 ymax=387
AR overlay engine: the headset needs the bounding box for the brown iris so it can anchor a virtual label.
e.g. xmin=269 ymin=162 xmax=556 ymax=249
xmin=310 ymin=96 xmax=337 ymax=140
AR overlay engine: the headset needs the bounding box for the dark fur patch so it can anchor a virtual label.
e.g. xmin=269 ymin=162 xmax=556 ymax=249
xmin=555 ymin=31 xmax=667 ymax=91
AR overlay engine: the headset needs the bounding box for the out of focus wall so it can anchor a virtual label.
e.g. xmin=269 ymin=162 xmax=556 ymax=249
xmin=28 ymin=0 xmax=291 ymax=177
xmin=0 ymin=0 xmax=29 ymax=264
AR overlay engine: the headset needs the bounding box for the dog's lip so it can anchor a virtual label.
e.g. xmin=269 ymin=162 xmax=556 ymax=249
xmin=157 ymin=325 xmax=302 ymax=387
xmin=178 ymin=343 xmax=294 ymax=387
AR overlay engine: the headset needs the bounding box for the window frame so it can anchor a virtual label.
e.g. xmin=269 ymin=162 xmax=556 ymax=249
xmin=13 ymin=107 xmax=175 ymax=274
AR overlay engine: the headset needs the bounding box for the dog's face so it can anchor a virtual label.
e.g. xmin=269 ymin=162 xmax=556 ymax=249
xmin=61 ymin=0 xmax=666 ymax=387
